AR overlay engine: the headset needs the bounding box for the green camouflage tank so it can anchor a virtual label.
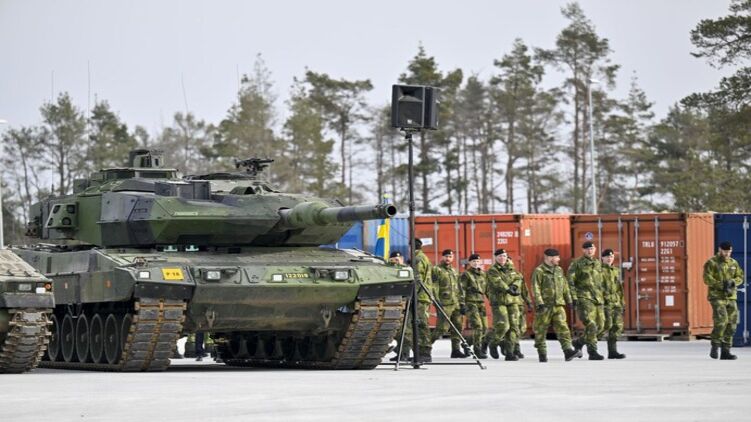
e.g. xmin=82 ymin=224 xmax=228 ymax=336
xmin=13 ymin=150 xmax=410 ymax=371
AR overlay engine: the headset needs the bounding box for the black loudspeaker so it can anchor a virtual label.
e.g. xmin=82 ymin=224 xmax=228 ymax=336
xmin=391 ymin=85 xmax=439 ymax=130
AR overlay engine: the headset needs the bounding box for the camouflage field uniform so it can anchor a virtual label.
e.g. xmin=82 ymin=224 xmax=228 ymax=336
xmin=402 ymin=249 xmax=434 ymax=356
xmin=601 ymin=262 xmax=624 ymax=350
xmin=532 ymin=263 xmax=574 ymax=354
xmin=460 ymin=267 xmax=488 ymax=350
xmin=487 ymin=260 xmax=525 ymax=357
xmin=703 ymin=253 xmax=744 ymax=349
xmin=568 ymin=256 xmax=605 ymax=353
xmin=486 ymin=262 xmax=513 ymax=352
xmin=431 ymin=261 xmax=464 ymax=352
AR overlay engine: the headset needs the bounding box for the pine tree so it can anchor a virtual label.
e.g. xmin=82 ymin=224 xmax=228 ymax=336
xmin=537 ymin=2 xmax=619 ymax=212
xmin=303 ymin=70 xmax=372 ymax=203
xmin=39 ymin=92 xmax=87 ymax=195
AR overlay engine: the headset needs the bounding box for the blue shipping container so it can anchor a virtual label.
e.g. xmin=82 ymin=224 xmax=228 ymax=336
xmin=363 ymin=216 xmax=410 ymax=260
xmin=714 ymin=214 xmax=751 ymax=347
xmin=322 ymin=222 xmax=364 ymax=250
xmin=324 ymin=217 xmax=410 ymax=261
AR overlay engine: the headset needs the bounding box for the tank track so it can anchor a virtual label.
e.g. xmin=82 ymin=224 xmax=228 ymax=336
xmin=0 ymin=309 xmax=51 ymax=373
xmin=40 ymin=298 xmax=186 ymax=372
xmin=221 ymin=295 xmax=406 ymax=369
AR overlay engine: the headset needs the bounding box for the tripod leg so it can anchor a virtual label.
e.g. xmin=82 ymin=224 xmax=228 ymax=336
xmin=394 ymin=296 xmax=412 ymax=371
xmin=417 ymin=279 xmax=486 ymax=370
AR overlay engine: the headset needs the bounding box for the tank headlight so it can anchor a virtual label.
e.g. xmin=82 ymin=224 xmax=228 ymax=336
xmin=138 ymin=271 xmax=151 ymax=279
xmin=205 ymin=270 xmax=222 ymax=281
xmin=17 ymin=283 xmax=32 ymax=292
xmin=272 ymin=274 xmax=284 ymax=282
xmin=398 ymin=270 xmax=411 ymax=278
xmin=333 ymin=270 xmax=349 ymax=281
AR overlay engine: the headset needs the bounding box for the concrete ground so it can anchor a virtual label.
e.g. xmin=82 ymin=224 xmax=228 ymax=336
xmin=3 ymin=339 xmax=750 ymax=422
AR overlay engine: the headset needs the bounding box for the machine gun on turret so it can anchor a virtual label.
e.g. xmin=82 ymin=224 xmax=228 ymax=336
xmin=235 ymin=158 xmax=274 ymax=177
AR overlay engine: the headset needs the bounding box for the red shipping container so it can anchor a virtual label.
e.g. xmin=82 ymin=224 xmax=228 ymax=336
xmin=570 ymin=213 xmax=714 ymax=337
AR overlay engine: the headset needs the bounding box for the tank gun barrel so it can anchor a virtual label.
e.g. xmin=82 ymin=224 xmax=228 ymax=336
xmin=278 ymin=202 xmax=397 ymax=228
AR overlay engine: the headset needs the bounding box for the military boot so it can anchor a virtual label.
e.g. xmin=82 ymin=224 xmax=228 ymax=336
xmin=420 ymin=348 xmax=433 ymax=363
xmin=504 ymin=351 xmax=519 ymax=361
xmin=481 ymin=340 xmax=489 ymax=356
xmin=587 ymin=345 xmax=604 ymax=361
xmin=538 ymin=350 xmax=548 ymax=362
xmin=390 ymin=348 xmax=411 ymax=362
xmin=474 ymin=345 xmax=488 ymax=359
xmin=572 ymin=337 xmax=584 ymax=352
xmin=489 ymin=343 xmax=500 ymax=359
xmin=563 ymin=348 xmax=582 ymax=361
xmin=710 ymin=345 xmax=719 ymax=359
xmin=462 ymin=345 xmax=472 ymax=358
xmin=450 ymin=349 xmax=467 ymax=358
xmin=720 ymin=347 xmax=738 ymax=360
xmin=607 ymin=340 xmax=626 ymax=359
xmin=514 ymin=344 xmax=525 ymax=359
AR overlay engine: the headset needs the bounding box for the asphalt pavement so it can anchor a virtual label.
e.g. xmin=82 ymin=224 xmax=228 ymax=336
xmin=3 ymin=339 xmax=750 ymax=422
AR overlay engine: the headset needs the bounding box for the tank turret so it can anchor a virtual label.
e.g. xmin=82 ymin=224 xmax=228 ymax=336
xmin=26 ymin=151 xmax=397 ymax=248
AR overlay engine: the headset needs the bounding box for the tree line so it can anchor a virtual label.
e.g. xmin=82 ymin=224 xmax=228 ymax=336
xmin=3 ymin=1 xmax=751 ymax=244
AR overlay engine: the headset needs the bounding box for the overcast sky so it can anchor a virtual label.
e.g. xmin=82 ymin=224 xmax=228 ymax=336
xmin=0 ymin=0 xmax=736 ymax=134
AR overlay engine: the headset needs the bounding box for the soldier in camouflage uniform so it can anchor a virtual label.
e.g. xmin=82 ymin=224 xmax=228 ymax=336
xmin=430 ymin=249 xmax=467 ymax=358
xmin=485 ymin=249 xmax=522 ymax=361
xmin=704 ymin=241 xmax=744 ymax=360
xmin=400 ymin=239 xmax=435 ymax=363
xmin=567 ymin=241 xmax=606 ymax=360
xmin=460 ymin=253 xmax=488 ymax=359
xmin=600 ymin=249 xmax=626 ymax=359
xmin=532 ymin=249 xmax=581 ymax=362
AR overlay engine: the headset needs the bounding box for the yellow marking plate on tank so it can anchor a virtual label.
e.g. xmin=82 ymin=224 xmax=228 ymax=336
xmin=285 ymin=273 xmax=310 ymax=279
xmin=161 ymin=268 xmax=184 ymax=280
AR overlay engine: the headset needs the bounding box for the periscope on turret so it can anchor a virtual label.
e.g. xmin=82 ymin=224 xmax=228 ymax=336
xmin=12 ymin=149 xmax=410 ymax=371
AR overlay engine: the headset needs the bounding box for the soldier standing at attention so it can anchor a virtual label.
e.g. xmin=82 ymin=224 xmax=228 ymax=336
xmin=600 ymin=249 xmax=626 ymax=359
xmin=460 ymin=253 xmax=489 ymax=359
xmin=532 ymin=249 xmax=582 ymax=363
xmin=485 ymin=249 xmax=521 ymax=360
xmin=704 ymin=241 xmax=744 ymax=360
xmin=568 ymin=241 xmax=606 ymax=360
xmin=431 ymin=249 xmax=467 ymax=358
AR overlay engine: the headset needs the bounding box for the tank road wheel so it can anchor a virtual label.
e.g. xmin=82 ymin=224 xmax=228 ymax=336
xmin=314 ymin=335 xmax=337 ymax=362
xmin=120 ymin=314 xmax=133 ymax=353
xmin=46 ymin=314 xmax=61 ymax=362
xmin=103 ymin=314 xmax=120 ymax=365
xmin=228 ymin=335 xmax=250 ymax=359
xmin=75 ymin=314 xmax=91 ymax=363
xmin=89 ymin=314 xmax=104 ymax=364
xmin=61 ymin=314 xmax=75 ymax=363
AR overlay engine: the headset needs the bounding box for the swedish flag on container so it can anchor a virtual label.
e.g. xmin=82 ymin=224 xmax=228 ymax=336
xmin=374 ymin=195 xmax=392 ymax=259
